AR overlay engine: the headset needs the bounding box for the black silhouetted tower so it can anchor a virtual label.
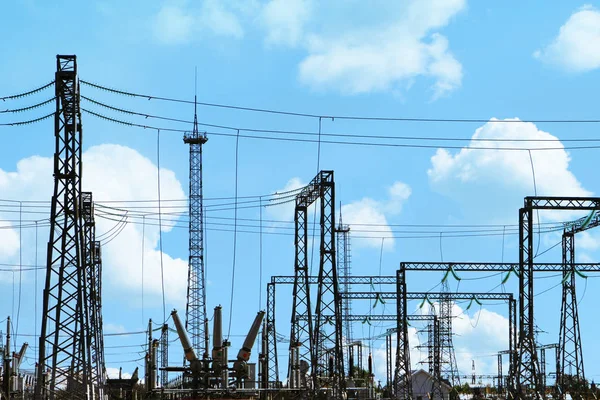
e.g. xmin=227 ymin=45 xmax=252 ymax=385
xmin=184 ymin=78 xmax=209 ymax=359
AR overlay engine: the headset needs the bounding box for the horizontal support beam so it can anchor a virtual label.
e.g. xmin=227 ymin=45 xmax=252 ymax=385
xmin=341 ymin=292 xmax=513 ymax=301
xmin=401 ymin=262 xmax=600 ymax=272
xmin=525 ymin=196 xmax=600 ymax=210
xmin=271 ymin=275 xmax=396 ymax=285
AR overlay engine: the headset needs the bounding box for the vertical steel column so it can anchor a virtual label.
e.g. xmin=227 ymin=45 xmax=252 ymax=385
xmin=313 ymin=172 xmax=345 ymax=398
xmin=183 ymin=97 xmax=209 ymax=360
xmin=266 ymin=283 xmax=279 ymax=386
xmin=559 ymin=231 xmax=585 ymax=398
xmin=36 ymin=55 xmax=89 ymax=400
xmin=394 ymin=268 xmax=412 ymax=400
xmin=386 ymin=333 xmax=392 ymax=392
xmin=499 ymin=354 xmax=504 ymax=395
xmin=289 ymin=204 xmax=312 ymax=389
xmin=517 ymin=205 xmax=543 ymax=399
xmin=431 ymin=317 xmax=443 ymax=400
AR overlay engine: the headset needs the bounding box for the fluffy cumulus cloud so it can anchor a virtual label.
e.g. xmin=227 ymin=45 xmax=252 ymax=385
xmin=428 ymin=119 xmax=590 ymax=221
xmin=534 ymin=5 xmax=600 ymax=72
xmin=153 ymin=0 xmax=244 ymax=44
xmin=0 ymin=144 xmax=188 ymax=306
xmin=341 ymin=182 xmax=412 ymax=250
xmin=277 ymin=0 xmax=466 ymax=97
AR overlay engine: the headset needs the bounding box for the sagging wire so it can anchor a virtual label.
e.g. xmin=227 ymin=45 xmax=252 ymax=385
xmin=528 ymin=150 xmax=542 ymax=257
xmin=0 ymin=97 xmax=55 ymax=114
xmin=0 ymin=112 xmax=54 ymax=126
xmin=227 ymin=129 xmax=240 ymax=340
xmin=156 ymin=129 xmax=166 ymax=323
xmin=0 ymin=81 xmax=55 ymax=101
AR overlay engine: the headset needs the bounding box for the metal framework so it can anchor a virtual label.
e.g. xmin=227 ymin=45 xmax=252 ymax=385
xmin=36 ymin=55 xmax=90 ymax=400
xmin=82 ymin=193 xmax=105 ymax=400
xmin=265 ymin=283 xmax=279 ymax=387
xmin=440 ymin=281 xmax=460 ymax=386
xmin=336 ymin=214 xmax=352 ymax=372
xmin=517 ymin=197 xmax=600 ymax=399
xmin=271 ymin=276 xmax=395 ymax=387
xmin=393 ymin=270 xmax=517 ymax=400
xmin=556 ymin=209 xmax=600 ymax=397
xmin=289 ymin=170 xmax=344 ymax=397
xmin=538 ymin=344 xmax=559 ymax=396
xmin=183 ymin=96 xmax=209 ymax=360
xmin=160 ymin=324 xmax=169 ymax=387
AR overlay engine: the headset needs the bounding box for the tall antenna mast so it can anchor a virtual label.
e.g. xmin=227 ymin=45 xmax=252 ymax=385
xmin=184 ymin=67 xmax=209 ymax=361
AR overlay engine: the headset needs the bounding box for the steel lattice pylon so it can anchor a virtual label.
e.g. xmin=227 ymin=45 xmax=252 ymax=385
xmin=36 ymin=55 xmax=90 ymax=400
xmin=289 ymin=171 xmax=345 ymax=398
xmin=82 ymin=193 xmax=105 ymax=400
xmin=160 ymin=324 xmax=169 ymax=387
xmin=265 ymin=283 xmax=279 ymax=387
xmin=440 ymin=281 xmax=460 ymax=387
xmin=559 ymin=232 xmax=585 ymax=397
xmin=183 ymin=96 xmax=208 ymax=360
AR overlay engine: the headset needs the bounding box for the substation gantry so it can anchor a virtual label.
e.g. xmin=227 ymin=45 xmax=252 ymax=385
xmin=288 ymin=170 xmax=345 ymax=399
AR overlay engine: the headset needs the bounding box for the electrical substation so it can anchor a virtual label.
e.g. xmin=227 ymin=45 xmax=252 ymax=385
xmin=0 ymin=54 xmax=599 ymax=400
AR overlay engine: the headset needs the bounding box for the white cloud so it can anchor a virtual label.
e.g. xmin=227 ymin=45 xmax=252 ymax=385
xmin=295 ymin=0 xmax=465 ymax=97
xmin=0 ymin=144 xmax=188 ymax=306
xmin=262 ymin=0 xmax=312 ymax=47
xmin=268 ymin=178 xmax=410 ymax=250
xmin=535 ymin=5 xmax=600 ymax=72
xmin=428 ymin=119 xmax=590 ymax=222
xmin=154 ymin=4 xmax=195 ymax=44
xmin=266 ymin=177 xmax=307 ymax=221
xmin=106 ymin=367 xmax=132 ymax=379
xmin=341 ymin=181 xmax=412 ymax=250
xmin=153 ymin=0 xmax=243 ymax=44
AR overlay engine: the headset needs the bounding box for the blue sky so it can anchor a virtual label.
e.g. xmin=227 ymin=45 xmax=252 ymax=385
xmin=2 ymin=0 xmax=600 ymax=385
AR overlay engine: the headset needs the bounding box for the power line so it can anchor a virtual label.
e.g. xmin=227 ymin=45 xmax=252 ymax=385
xmin=82 ymin=109 xmax=600 ymax=152
xmin=0 ymin=97 xmax=55 ymax=114
xmin=0 ymin=112 xmax=54 ymax=126
xmin=0 ymin=81 xmax=55 ymax=101
xmin=80 ymin=95 xmax=600 ymax=143
xmin=80 ymin=79 xmax=600 ymax=124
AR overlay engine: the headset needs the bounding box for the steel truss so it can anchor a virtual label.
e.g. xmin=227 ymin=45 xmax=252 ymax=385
xmin=82 ymin=193 xmax=105 ymax=400
xmin=440 ymin=281 xmax=460 ymax=387
xmin=289 ymin=171 xmax=344 ymax=398
xmin=36 ymin=55 xmax=92 ymax=400
xmin=518 ymin=197 xmax=600 ymax=399
xmin=183 ymin=100 xmax=209 ymax=360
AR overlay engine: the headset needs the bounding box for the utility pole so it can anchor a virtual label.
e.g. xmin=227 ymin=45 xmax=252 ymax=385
xmin=184 ymin=69 xmax=209 ymax=364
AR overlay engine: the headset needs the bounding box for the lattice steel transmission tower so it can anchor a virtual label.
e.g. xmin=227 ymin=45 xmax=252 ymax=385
xmin=36 ymin=55 xmax=91 ymax=400
xmin=183 ymin=88 xmax=209 ymax=360
xmin=559 ymin=232 xmax=585 ymax=396
xmin=336 ymin=211 xmax=352 ymax=368
xmin=82 ymin=193 xmax=106 ymax=400
xmin=440 ymin=281 xmax=460 ymax=386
